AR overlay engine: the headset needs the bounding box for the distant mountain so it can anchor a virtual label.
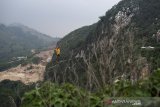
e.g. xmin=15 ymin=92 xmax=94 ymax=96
xmin=9 ymin=23 xmax=59 ymax=43
xmin=0 ymin=23 xmax=59 ymax=71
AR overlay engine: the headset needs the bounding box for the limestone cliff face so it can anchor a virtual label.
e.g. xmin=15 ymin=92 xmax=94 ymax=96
xmin=45 ymin=0 xmax=160 ymax=89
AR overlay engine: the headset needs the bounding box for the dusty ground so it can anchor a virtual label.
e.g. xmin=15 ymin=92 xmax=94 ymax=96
xmin=0 ymin=50 xmax=54 ymax=84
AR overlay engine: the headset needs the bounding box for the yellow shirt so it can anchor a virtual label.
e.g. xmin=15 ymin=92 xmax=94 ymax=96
xmin=55 ymin=48 xmax=60 ymax=55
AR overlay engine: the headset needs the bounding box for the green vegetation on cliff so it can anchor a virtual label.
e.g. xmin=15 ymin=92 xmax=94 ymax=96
xmin=22 ymin=69 xmax=160 ymax=107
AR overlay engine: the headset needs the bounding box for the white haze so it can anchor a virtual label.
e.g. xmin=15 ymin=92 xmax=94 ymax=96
xmin=0 ymin=0 xmax=121 ymax=37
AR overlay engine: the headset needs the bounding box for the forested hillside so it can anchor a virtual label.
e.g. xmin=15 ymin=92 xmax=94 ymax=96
xmin=0 ymin=23 xmax=59 ymax=71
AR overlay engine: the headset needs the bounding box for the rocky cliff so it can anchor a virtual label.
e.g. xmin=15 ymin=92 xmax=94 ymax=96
xmin=45 ymin=0 xmax=160 ymax=90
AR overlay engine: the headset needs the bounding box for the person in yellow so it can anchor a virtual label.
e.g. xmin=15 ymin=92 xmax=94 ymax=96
xmin=55 ymin=47 xmax=60 ymax=63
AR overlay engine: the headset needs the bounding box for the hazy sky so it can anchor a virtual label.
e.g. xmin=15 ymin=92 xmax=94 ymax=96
xmin=0 ymin=0 xmax=121 ymax=37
